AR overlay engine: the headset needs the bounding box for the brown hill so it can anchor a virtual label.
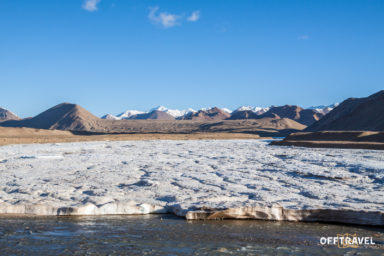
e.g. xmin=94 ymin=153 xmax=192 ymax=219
xmin=228 ymin=110 xmax=260 ymax=120
xmin=181 ymin=107 xmax=230 ymax=121
xmin=130 ymin=110 xmax=175 ymax=120
xmin=260 ymin=105 xmax=324 ymax=126
xmin=0 ymin=103 xmax=103 ymax=132
xmin=0 ymin=107 xmax=20 ymax=121
xmin=262 ymin=105 xmax=302 ymax=119
xmin=306 ymin=90 xmax=384 ymax=131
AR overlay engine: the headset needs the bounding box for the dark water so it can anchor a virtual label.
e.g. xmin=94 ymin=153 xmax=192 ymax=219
xmin=0 ymin=215 xmax=383 ymax=255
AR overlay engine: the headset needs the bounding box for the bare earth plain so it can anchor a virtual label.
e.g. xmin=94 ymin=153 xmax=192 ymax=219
xmin=0 ymin=127 xmax=263 ymax=146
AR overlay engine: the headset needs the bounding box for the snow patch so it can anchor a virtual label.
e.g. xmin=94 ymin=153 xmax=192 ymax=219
xmin=308 ymin=103 xmax=339 ymax=115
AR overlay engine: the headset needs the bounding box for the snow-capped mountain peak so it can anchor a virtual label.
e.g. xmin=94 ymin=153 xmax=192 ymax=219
xmin=221 ymin=108 xmax=233 ymax=114
xmin=164 ymin=108 xmax=196 ymax=118
xmin=116 ymin=110 xmax=145 ymax=120
xmin=101 ymin=114 xmax=119 ymax=120
xmin=146 ymin=106 xmax=196 ymax=117
xmin=235 ymin=106 xmax=254 ymax=112
xmin=308 ymin=103 xmax=339 ymax=115
xmin=150 ymin=106 xmax=168 ymax=112
xmin=234 ymin=106 xmax=270 ymax=115
xmin=101 ymin=104 xmax=336 ymax=120
xmin=148 ymin=106 xmax=197 ymax=118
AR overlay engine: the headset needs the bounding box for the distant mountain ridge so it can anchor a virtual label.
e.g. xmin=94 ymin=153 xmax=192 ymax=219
xmin=102 ymin=104 xmax=336 ymax=125
xmin=0 ymin=101 xmax=340 ymax=132
xmin=0 ymin=103 xmax=306 ymax=136
xmin=103 ymin=106 xmax=197 ymax=120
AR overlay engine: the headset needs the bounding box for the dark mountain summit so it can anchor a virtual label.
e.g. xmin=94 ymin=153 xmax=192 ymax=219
xmin=306 ymin=90 xmax=384 ymax=131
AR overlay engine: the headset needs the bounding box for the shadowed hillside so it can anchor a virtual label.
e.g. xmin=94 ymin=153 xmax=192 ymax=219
xmin=306 ymin=90 xmax=384 ymax=131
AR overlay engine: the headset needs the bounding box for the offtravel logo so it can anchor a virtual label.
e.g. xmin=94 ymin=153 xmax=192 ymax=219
xmin=320 ymin=234 xmax=375 ymax=248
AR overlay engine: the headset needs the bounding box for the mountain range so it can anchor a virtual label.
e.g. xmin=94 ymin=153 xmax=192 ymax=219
xmin=1 ymin=90 xmax=382 ymax=135
xmin=0 ymin=103 xmax=305 ymax=136
xmin=102 ymin=106 xmax=197 ymax=120
xmin=0 ymin=103 xmax=338 ymax=133
xmin=101 ymin=104 xmax=337 ymax=125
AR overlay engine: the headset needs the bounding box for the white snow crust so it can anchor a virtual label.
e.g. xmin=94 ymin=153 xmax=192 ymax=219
xmin=0 ymin=140 xmax=382 ymax=220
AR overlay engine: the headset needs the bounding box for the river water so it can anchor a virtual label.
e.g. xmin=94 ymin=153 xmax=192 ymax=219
xmin=0 ymin=215 xmax=383 ymax=255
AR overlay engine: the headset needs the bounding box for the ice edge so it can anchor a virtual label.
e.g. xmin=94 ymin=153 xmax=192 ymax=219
xmin=0 ymin=202 xmax=382 ymax=226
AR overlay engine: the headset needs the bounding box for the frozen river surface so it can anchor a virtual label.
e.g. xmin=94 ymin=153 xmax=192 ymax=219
xmin=0 ymin=140 xmax=383 ymax=225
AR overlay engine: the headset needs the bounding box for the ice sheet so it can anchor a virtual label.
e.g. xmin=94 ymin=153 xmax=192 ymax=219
xmin=0 ymin=140 xmax=383 ymax=224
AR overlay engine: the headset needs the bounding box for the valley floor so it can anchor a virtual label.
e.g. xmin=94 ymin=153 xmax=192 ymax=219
xmin=0 ymin=127 xmax=262 ymax=146
xmin=0 ymin=140 xmax=383 ymax=226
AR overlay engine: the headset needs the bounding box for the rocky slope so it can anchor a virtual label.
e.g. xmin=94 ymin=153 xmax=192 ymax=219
xmin=306 ymin=90 xmax=384 ymax=131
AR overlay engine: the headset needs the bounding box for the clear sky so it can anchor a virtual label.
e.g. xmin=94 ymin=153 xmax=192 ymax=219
xmin=1 ymin=0 xmax=383 ymax=117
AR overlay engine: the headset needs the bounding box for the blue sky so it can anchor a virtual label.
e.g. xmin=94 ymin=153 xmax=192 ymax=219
xmin=1 ymin=0 xmax=383 ymax=117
